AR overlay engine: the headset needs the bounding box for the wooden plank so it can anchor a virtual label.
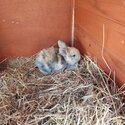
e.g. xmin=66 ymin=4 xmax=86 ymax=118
xmin=76 ymin=0 xmax=125 ymax=24
xmin=75 ymin=7 xmax=125 ymax=60
xmin=75 ymin=0 xmax=125 ymax=86
xmin=0 ymin=0 xmax=72 ymax=59
xmin=75 ymin=26 xmax=125 ymax=86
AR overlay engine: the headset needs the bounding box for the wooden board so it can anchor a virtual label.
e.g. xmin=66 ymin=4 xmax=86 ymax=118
xmin=0 ymin=0 xmax=72 ymax=59
xmin=75 ymin=0 xmax=125 ymax=86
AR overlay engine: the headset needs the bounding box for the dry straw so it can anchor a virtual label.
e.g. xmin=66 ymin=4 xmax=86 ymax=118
xmin=0 ymin=55 xmax=125 ymax=125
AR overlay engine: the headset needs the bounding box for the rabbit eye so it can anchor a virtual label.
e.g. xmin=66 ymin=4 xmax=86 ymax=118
xmin=72 ymin=54 xmax=76 ymax=57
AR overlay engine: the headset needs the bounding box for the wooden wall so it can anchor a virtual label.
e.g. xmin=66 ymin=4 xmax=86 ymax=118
xmin=0 ymin=0 xmax=72 ymax=59
xmin=75 ymin=0 xmax=125 ymax=86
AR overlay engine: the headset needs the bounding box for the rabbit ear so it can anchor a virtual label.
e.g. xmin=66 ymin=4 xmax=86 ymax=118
xmin=59 ymin=48 xmax=68 ymax=57
xmin=58 ymin=40 xmax=67 ymax=48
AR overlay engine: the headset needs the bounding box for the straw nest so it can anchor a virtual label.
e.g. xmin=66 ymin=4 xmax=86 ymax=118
xmin=0 ymin=55 xmax=125 ymax=125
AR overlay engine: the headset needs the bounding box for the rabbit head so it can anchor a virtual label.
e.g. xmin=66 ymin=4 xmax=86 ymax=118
xmin=58 ymin=40 xmax=81 ymax=65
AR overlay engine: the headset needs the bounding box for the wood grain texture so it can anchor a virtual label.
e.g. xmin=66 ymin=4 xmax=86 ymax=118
xmin=0 ymin=0 xmax=72 ymax=59
xmin=75 ymin=0 xmax=125 ymax=86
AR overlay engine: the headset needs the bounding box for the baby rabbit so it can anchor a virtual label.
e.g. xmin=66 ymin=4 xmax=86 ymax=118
xmin=35 ymin=46 xmax=66 ymax=74
xmin=35 ymin=40 xmax=81 ymax=74
xmin=58 ymin=40 xmax=81 ymax=69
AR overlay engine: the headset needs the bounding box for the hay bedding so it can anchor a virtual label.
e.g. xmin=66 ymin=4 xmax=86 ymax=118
xmin=0 ymin=56 xmax=125 ymax=125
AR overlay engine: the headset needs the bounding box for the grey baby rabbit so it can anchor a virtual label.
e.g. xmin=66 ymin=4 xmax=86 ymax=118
xmin=35 ymin=46 xmax=66 ymax=74
xmin=58 ymin=40 xmax=81 ymax=69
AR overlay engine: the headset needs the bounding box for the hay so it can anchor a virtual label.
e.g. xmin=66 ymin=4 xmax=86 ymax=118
xmin=0 ymin=55 xmax=125 ymax=125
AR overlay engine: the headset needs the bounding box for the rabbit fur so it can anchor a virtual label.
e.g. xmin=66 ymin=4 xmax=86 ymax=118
xmin=35 ymin=40 xmax=81 ymax=74
xmin=35 ymin=46 xmax=66 ymax=74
